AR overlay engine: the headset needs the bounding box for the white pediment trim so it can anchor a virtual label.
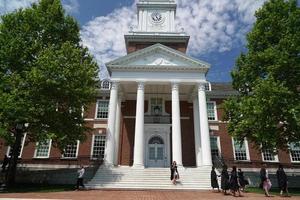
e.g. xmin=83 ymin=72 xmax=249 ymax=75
xmin=106 ymin=43 xmax=210 ymax=73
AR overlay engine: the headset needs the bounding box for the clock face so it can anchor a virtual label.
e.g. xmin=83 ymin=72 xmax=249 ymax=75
xmin=151 ymin=12 xmax=162 ymax=23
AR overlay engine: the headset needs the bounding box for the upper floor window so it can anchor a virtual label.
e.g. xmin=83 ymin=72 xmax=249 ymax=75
xmin=232 ymin=138 xmax=250 ymax=161
xmin=96 ymin=100 xmax=109 ymax=119
xmin=290 ymin=142 xmax=300 ymax=162
xmin=207 ymin=101 xmax=217 ymax=121
xmin=6 ymin=133 xmax=27 ymax=158
xmin=34 ymin=139 xmax=52 ymax=158
xmin=261 ymin=148 xmax=278 ymax=162
xmin=91 ymin=135 xmax=106 ymax=160
xmin=62 ymin=141 xmax=79 ymax=159
xmin=205 ymin=82 xmax=211 ymax=91
xmin=151 ymin=98 xmax=163 ymax=116
xmin=101 ymin=80 xmax=110 ymax=90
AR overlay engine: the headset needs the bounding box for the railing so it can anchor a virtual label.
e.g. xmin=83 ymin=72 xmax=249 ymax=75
xmin=144 ymin=115 xmax=171 ymax=124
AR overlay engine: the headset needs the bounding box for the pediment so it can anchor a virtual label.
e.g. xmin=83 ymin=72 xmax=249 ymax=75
xmin=106 ymin=44 xmax=210 ymax=73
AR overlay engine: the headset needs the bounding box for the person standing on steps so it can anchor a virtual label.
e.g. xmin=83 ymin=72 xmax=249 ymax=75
xmin=211 ymin=166 xmax=220 ymax=192
xmin=76 ymin=165 xmax=85 ymax=190
xmin=170 ymin=161 xmax=179 ymax=185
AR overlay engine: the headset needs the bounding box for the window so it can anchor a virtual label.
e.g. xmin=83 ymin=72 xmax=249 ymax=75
xmin=6 ymin=133 xmax=27 ymax=158
xmin=101 ymin=80 xmax=111 ymax=90
xmin=205 ymin=82 xmax=211 ymax=91
xmin=290 ymin=142 xmax=300 ymax=162
xmin=232 ymin=138 xmax=250 ymax=161
xmin=151 ymin=98 xmax=163 ymax=116
xmin=91 ymin=135 xmax=106 ymax=160
xmin=34 ymin=139 xmax=52 ymax=158
xmin=207 ymin=101 xmax=217 ymax=121
xmin=262 ymin=148 xmax=278 ymax=162
xmin=62 ymin=141 xmax=79 ymax=159
xmin=96 ymin=100 xmax=109 ymax=119
xmin=210 ymin=136 xmax=221 ymax=159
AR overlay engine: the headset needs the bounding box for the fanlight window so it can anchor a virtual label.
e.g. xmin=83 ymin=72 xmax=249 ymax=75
xmin=101 ymin=80 xmax=110 ymax=90
xmin=149 ymin=136 xmax=164 ymax=144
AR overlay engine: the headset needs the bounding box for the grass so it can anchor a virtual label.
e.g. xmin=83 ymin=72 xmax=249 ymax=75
xmin=0 ymin=184 xmax=75 ymax=193
xmin=246 ymin=187 xmax=300 ymax=196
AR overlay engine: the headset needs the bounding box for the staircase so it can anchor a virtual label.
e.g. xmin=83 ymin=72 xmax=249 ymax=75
xmin=87 ymin=166 xmax=211 ymax=190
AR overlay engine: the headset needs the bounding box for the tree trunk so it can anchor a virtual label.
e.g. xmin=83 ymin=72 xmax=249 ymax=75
xmin=6 ymin=127 xmax=23 ymax=187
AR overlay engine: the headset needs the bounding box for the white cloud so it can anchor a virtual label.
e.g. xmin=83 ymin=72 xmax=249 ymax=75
xmin=0 ymin=0 xmax=79 ymax=16
xmin=81 ymin=0 xmax=266 ymax=79
xmin=62 ymin=0 xmax=79 ymax=14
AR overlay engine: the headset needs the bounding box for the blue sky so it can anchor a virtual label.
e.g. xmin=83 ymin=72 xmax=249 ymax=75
xmin=0 ymin=0 xmax=268 ymax=82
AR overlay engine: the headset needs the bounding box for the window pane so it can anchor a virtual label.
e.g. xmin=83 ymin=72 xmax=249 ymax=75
xmin=96 ymin=101 xmax=109 ymax=119
xmin=262 ymin=149 xmax=276 ymax=161
xmin=157 ymin=147 xmax=164 ymax=160
xmin=234 ymin=140 xmax=248 ymax=161
xmin=35 ymin=139 xmax=51 ymax=158
xmin=149 ymin=147 xmax=155 ymax=160
xmin=63 ymin=142 xmax=78 ymax=158
xmin=207 ymin=102 xmax=216 ymax=120
xmin=210 ymin=136 xmax=219 ymax=158
xmin=92 ymin=135 xmax=106 ymax=159
xmin=291 ymin=142 xmax=300 ymax=162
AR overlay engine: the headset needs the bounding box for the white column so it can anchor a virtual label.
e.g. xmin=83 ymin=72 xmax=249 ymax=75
xmin=193 ymin=96 xmax=202 ymax=167
xmin=171 ymin=82 xmax=183 ymax=166
xmin=105 ymin=81 xmax=118 ymax=166
xmin=198 ymin=83 xmax=212 ymax=166
xmin=133 ymin=82 xmax=145 ymax=168
xmin=113 ymin=97 xmax=121 ymax=166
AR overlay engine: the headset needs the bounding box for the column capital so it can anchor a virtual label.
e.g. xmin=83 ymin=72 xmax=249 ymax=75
xmin=197 ymin=82 xmax=206 ymax=92
xmin=171 ymin=82 xmax=180 ymax=91
xmin=137 ymin=81 xmax=145 ymax=90
xmin=111 ymin=81 xmax=119 ymax=90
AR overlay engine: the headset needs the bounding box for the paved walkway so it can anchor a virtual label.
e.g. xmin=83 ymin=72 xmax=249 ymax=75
xmin=0 ymin=190 xmax=299 ymax=200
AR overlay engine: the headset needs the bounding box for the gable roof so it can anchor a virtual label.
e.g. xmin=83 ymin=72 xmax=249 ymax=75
xmin=106 ymin=43 xmax=210 ymax=74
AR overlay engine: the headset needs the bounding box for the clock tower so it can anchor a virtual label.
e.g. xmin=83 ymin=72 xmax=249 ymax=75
xmin=125 ymin=0 xmax=190 ymax=53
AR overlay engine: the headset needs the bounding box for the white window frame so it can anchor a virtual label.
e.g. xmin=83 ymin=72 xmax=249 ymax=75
xmin=34 ymin=139 xmax=52 ymax=159
xmin=6 ymin=133 xmax=27 ymax=158
xmin=207 ymin=101 xmax=218 ymax=121
xmin=232 ymin=138 xmax=250 ymax=161
xmin=61 ymin=140 xmax=80 ymax=159
xmin=261 ymin=147 xmax=279 ymax=162
xmin=95 ymin=99 xmax=109 ymax=119
xmin=90 ymin=134 xmax=106 ymax=160
xmin=289 ymin=142 xmax=300 ymax=163
xmin=210 ymin=135 xmax=222 ymax=157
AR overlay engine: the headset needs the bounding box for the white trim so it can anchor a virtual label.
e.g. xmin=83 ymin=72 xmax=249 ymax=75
xmin=232 ymin=138 xmax=251 ymax=161
xmin=61 ymin=140 xmax=79 ymax=159
xmin=95 ymin=99 xmax=109 ymax=119
xmin=6 ymin=133 xmax=27 ymax=158
xmin=33 ymin=139 xmax=52 ymax=159
xmin=207 ymin=101 xmax=218 ymax=121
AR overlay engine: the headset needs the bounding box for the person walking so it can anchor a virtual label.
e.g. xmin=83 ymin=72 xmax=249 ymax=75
xmin=229 ymin=166 xmax=242 ymax=197
xmin=276 ymin=164 xmax=290 ymax=197
xmin=211 ymin=166 xmax=220 ymax=192
xmin=260 ymin=165 xmax=272 ymax=197
xmin=170 ymin=161 xmax=179 ymax=185
xmin=221 ymin=165 xmax=230 ymax=195
xmin=238 ymin=168 xmax=247 ymax=192
xmin=76 ymin=165 xmax=85 ymax=190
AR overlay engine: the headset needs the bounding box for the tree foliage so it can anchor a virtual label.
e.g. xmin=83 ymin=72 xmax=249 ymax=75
xmin=224 ymin=0 xmax=300 ymax=151
xmin=0 ymin=0 xmax=98 ymax=185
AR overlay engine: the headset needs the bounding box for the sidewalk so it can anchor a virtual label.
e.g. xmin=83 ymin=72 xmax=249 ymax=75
xmin=0 ymin=190 xmax=300 ymax=200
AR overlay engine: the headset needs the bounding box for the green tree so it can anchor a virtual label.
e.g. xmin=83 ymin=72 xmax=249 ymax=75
xmin=224 ymin=0 xmax=300 ymax=151
xmin=0 ymin=0 xmax=98 ymax=186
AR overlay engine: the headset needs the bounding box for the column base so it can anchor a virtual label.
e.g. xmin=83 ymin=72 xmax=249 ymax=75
xmin=132 ymin=164 xmax=145 ymax=169
xmin=103 ymin=161 xmax=115 ymax=168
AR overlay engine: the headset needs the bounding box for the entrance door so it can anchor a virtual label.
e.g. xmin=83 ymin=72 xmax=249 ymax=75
xmin=147 ymin=136 xmax=165 ymax=167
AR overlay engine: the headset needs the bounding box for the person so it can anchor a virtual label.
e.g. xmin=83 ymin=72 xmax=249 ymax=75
xmin=238 ymin=168 xmax=247 ymax=192
xmin=76 ymin=165 xmax=85 ymax=190
xmin=229 ymin=166 xmax=242 ymax=197
xmin=221 ymin=165 xmax=230 ymax=195
xmin=1 ymin=155 xmax=9 ymax=172
xmin=211 ymin=166 xmax=220 ymax=192
xmin=276 ymin=164 xmax=289 ymax=197
xmin=260 ymin=165 xmax=272 ymax=197
xmin=170 ymin=161 xmax=179 ymax=185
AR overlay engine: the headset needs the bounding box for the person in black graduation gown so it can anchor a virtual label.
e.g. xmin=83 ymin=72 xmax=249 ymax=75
xmin=170 ymin=161 xmax=179 ymax=185
xmin=230 ymin=166 xmax=242 ymax=197
xmin=221 ymin=165 xmax=230 ymax=195
xmin=211 ymin=166 xmax=220 ymax=192
xmin=238 ymin=168 xmax=247 ymax=192
xmin=276 ymin=164 xmax=290 ymax=197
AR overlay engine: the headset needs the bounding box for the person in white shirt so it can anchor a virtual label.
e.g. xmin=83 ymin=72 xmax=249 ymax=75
xmin=76 ymin=165 xmax=85 ymax=190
